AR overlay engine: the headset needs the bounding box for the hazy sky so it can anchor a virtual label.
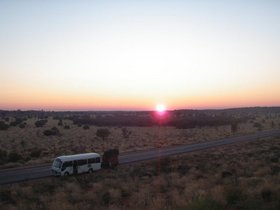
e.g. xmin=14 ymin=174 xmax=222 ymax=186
xmin=0 ymin=0 xmax=279 ymax=111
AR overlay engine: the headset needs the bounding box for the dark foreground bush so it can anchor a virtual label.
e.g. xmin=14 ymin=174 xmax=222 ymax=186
xmin=35 ymin=119 xmax=48 ymax=127
xmin=224 ymin=186 xmax=247 ymax=205
xmin=43 ymin=127 xmax=60 ymax=136
xmin=186 ymin=198 xmax=224 ymax=210
xmin=9 ymin=118 xmax=25 ymax=127
xmin=8 ymin=151 xmax=23 ymax=162
xmin=64 ymin=125 xmax=70 ymax=129
xmin=0 ymin=121 xmax=9 ymax=130
xmin=0 ymin=149 xmax=7 ymax=164
xmin=0 ymin=189 xmax=15 ymax=204
xmin=83 ymin=125 xmax=90 ymax=129
xmin=30 ymin=148 xmax=42 ymax=158
xmin=102 ymin=191 xmax=111 ymax=205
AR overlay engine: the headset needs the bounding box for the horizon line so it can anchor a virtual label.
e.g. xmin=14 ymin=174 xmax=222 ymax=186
xmin=1 ymin=106 xmax=280 ymax=112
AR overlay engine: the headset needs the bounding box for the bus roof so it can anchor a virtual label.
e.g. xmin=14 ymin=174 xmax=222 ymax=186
xmin=56 ymin=153 xmax=100 ymax=162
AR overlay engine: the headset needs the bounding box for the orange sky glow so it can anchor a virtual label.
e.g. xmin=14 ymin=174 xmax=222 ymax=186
xmin=0 ymin=1 xmax=279 ymax=111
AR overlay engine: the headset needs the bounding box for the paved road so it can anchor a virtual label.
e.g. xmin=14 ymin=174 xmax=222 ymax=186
xmin=1 ymin=130 xmax=280 ymax=185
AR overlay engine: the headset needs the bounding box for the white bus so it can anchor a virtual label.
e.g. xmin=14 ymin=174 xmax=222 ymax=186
xmin=51 ymin=153 xmax=101 ymax=176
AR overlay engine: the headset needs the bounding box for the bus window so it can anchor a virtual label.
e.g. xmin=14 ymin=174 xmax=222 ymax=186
xmin=77 ymin=159 xmax=87 ymax=165
xmin=96 ymin=157 xmax=101 ymax=163
xmin=88 ymin=158 xmax=96 ymax=164
xmin=62 ymin=161 xmax=73 ymax=168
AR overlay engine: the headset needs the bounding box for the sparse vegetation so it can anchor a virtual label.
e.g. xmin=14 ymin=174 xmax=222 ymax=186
xmin=58 ymin=119 xmax=63 ymax=126
xmin=0 ymin=107 xmax=279 ymax=169
xmin=43 ymin=127 xmax=60 ymax=136
xmin=64 ymin=125 xmax=70 ymax=129
xmin=29 ymin=148 xmax=42 ymax=158
xmin=253 ymin=122 xmax=263 ymax=131
xmin=83 ymin=125 xmax=90 ymax=130
xmin=96 ymin=128 xmax=110 ymax=151
xmin=1 ymin=136 xmax=280 ymax=209
xmin=35 ymin=119 xmax=48 ymax=127
xmin=0 ymin=149 xmax=7 ymax=164
xmin=9 ymin=118 xmax=25 ymax=127
xmin=121 ymin=127 xmax=132 ymax=138
xmin=7 ymin=151 xmax=22 ymax=162
xmin=0 ymin=121 xmax=9 ymax=130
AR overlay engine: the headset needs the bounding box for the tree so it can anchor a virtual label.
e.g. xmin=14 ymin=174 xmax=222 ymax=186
xmin=96 ymin=128 xmax=110 ymax=152
xmin=231 ymin=122 xmax=238 ymax=133
xmin=0 ymin=121 xmax=9 ymax=130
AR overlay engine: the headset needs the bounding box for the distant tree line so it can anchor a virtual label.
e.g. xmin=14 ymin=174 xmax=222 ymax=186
xmin=67 ymin=112 xmax=248 ymax=129
xmin=1 ymin=107 xmax=279 ymax=129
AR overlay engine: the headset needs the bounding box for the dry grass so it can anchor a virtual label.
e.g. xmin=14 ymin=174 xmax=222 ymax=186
xmin=1 ymin=136 xmax=280 ymax=209
xmin=1 ymin=113 xmax=279 ymax=168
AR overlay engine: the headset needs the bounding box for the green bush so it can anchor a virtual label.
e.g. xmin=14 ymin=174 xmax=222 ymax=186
xmin=186 ymin=198 xmax=224 ymax=210
xmin=43 ymin=127 xmax=60 ymax=136
xmin=30 ymin=148 xmax=42 ymax=158
xmin=261 ymin=188 xmax=272 ymax=202
xmin=9 ymin=118 xmax=24 ymax=127
xmin=0 ymin=121 xmax=9 ymax=130
xmin=224 ymin=186 xmax=246 ymax=205
xmin=0 ymin=189 xmax=15 ymax=204
xmin=19 ymin=123 xmax=26 ymax=128
xmin=8 ymin=151 xmax=23 ymax=162
xmin=271 ymin=166 xmax=280 ymax=175
xmin=58 ymin=119 xmax=63 ymax=126
xmin=64 ymin=125 xmax=70 ymax=129
xmin=83 ymin=125 xmax=90 ymax=129
xmin=253 ymin=122 xmax=263 ymax=131
xmin=231 ymin=122 xmax=238 ymax=133
xmin=0 ymin=149 xmax=7 ymax=164
xmin=35 ymin=119 xmax=48 ymax=127
xmin=102 ymin=191 xmax=111 ymax=205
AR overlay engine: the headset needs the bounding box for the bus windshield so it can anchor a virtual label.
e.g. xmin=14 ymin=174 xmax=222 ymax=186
xmin=53 ymin=158 xmax=62 ymax=168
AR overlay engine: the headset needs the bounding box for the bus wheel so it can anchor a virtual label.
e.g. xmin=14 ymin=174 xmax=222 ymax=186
xmin=88 ymin=169 xmax=93 ymax=174
xmin=64 ymin=172 xmax=69 ymax=176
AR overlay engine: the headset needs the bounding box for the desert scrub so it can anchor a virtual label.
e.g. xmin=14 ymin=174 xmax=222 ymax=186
xmin=1 ymin=136 xmax=280 ymax=209
xmin=43 ymin=127 xmax=60 ymax=136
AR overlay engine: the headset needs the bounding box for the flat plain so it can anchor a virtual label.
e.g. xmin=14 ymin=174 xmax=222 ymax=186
xmin=0 ymin=108 xmax=280 ymax=209
xmin=0 ymin=108 xmax=279 ymax=168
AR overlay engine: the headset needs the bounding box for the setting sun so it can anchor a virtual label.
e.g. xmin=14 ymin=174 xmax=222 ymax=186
xmin=156 ymin=104 xmax=166 ymax=113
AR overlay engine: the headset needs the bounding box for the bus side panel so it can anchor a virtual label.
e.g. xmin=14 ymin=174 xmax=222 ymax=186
xmin=64 ymin=166 xmax=73 ymax=175
xmin=77 ymin=164 xmax=86 ymax=174
xmin=91 ymin=163 xmax=101 ymax=171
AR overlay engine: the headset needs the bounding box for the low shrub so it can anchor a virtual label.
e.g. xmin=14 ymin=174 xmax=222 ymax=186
xmin=177 ymin=164 xmax=190 ymax=175
xmin=156 ymin=157 xmax=173 ymax=173
xmin=64 ymin=125 xmax=70 ymax=129
xmin=253 ymin=122 xmax=263 ymax=131
xmin=8 ymin=151 xmax=23 ymax=162
xmin=58 ymin=119 xmax=63 ymax=126
xmin=102 ymin=191 xmax=111 ymax=205
xmin=43 ymin=127 xmax=60 ymax=136
xmin=0 ymin=189 xmax=15 ymax=204
xmin=261 ymin=188 xmax=272 ymax=202
xmin=224 ymin=186 xmax=246 ymax=206
xmin=186 ymin=197 xmax=224 ymax=210
xmin=9 ymin=118 xmax=24 ymax=127
xmin=122 ymin=127 xmax=132 ymax=138
xmin=19 ymin=123 xmax=26 ymax=129
xmin=0 ymin=121 xmax=9 ymax=130
xmin=83 ymin=125 xmax=90 ymax=129
xmin=0 ymin=149 xmax=7 ymax=164
xmin=30 ymin=148 xmax=42 ymax=158
xmin=35 ymin=119 xmax=48 ymax=127
xmin=271 ymin=166 xmax=280 ymax=175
